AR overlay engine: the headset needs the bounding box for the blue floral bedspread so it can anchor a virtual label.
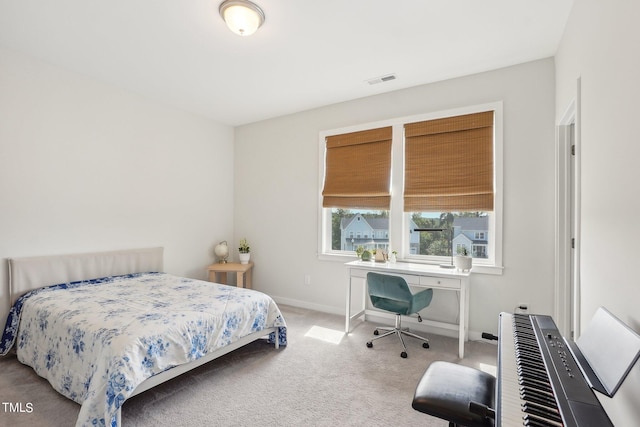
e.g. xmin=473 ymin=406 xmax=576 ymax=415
xmin=0 ymin=272 xmax=287 ymax=427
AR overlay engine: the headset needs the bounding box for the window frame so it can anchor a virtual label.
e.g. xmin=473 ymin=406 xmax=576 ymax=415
xmin=318 ymin=102 xmax=503 ymax=275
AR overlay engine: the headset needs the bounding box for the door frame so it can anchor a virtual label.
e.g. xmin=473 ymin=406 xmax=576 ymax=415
xmin=555 ymin=78 xmax=582 ymax=339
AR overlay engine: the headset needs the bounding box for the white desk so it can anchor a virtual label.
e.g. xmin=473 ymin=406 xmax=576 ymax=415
xmin=345 ymin=260 xmax=470 ymax=358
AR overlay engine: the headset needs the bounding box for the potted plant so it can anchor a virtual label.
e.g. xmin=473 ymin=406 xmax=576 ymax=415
xmin=389 ymin=250 xmax=398 ymax=263
xmin=238 ymin=238 xmax=251 ymax=264
xmin=454 ymin=246 xmax=472 ymax=271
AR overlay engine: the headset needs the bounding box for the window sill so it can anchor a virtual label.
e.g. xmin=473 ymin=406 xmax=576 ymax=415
xmin=318 ymin=253 xmax=359 ymax=263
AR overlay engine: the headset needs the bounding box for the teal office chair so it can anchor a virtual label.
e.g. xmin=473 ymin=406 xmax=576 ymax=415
xmin=365 ymin=272 xmax=433 ymax=358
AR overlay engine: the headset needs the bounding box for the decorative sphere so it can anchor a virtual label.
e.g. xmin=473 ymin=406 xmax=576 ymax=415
xmin=214 ymin=241 xmax=229 ymax=262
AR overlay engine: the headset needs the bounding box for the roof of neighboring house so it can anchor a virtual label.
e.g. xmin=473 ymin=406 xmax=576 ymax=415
xmin=340 ymin=216 xmax=355 ymax=229
xmin=364 ymin=217 xmax=389 ymax=230
xmin=453 ymin=233 xmax=488 ymax=245
xmin=453 ymin=216 xmax=489 ymax=231
xmin=341 ymin=215 xmax=389 ymax=230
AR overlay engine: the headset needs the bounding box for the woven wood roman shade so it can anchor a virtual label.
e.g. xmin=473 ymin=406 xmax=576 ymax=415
xmin=322 ymin=126 xmax=392 ymax=209
xmin=404 ymin=111 xmax=494 ymax=212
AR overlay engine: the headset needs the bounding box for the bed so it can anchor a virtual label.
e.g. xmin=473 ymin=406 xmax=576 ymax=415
xmin=0 ymin=247 xmax=287 ymax=427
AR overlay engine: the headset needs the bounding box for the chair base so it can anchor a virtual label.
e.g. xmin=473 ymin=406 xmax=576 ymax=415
xmin=366 ymin=313 xmax=430 ymax=358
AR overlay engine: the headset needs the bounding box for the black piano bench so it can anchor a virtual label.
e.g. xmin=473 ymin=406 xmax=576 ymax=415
xmin=412 ymin=361 xmax=496 ymax=427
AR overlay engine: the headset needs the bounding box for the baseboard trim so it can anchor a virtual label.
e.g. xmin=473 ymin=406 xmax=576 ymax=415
xmin=271 ymin=295 xmax=344 ymax=316
xmin=270 ymin=295 xmax=496 ymax=345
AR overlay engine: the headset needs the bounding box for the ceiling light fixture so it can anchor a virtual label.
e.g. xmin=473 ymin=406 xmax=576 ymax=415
xmin=219 ymin=0 xmax=265 ymax=36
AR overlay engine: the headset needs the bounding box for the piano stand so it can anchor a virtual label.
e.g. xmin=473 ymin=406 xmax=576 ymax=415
xmin=412 ymin=361 xmax=496 ymax=427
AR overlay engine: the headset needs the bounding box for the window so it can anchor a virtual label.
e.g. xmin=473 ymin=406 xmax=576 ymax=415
xmin=410 ymin=212 xmax=490 ymax=260
xmin=330 ymin=209 xmax=390 ymax=252
xmin=473 ymin=245 xmax=488 ymax=258
xmin=319 ymin=103 xmax=503 ymax=273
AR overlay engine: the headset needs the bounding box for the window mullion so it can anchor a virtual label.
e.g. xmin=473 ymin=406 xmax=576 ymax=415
xmin=389 ymin=124 xmax=404 ymax=258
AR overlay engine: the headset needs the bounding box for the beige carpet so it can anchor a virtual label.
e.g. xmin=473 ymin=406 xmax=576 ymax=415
xmin=0 ymin=305 xmax=497 ymax=426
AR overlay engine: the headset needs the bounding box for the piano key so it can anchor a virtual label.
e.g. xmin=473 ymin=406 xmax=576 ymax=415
xmin=519 ymin=390 xmax=558 ymax=409
xmin=522 ymin=402 xmax=562 ymax=423
xmin=498 ymin=314 xmax=527 ymax=426
xmin=523 ymin=418 xmax=560 ymax=427
xmin=499 ymin=313 xmax=562 ymax=427
xmin=519 ymin=377 xmax=553 ymax=392
xmin=523 ymin=412 xmax=563 ymax=427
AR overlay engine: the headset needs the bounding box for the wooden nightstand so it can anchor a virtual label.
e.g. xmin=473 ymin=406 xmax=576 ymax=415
xmin=207 ymin=262 xmax=254 ymax=289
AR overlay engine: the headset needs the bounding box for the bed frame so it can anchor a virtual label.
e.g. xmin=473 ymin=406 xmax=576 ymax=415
xmin=6 ymin=247 xmax=279 ymax=422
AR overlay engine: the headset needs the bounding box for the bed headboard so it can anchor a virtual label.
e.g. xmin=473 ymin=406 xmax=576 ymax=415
xmin=7 ymin=247 xmax=164 ymax=307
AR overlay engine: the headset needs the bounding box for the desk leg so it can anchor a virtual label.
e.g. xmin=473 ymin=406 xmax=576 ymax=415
xmin=458 ymin=286 xmax=466 ymax=358
xmin=219 ymin=272 xmax=227 ymax=285
xmin=345 ymin=274 xmax=352 ymax=333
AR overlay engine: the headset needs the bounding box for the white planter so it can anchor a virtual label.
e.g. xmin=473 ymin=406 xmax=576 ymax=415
xmin=239 ymin=252 xmax=251 ymax=264
xmin=454 ymin=255 xmax=472 ymax=272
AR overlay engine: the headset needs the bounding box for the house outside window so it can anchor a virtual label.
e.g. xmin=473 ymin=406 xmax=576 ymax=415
xmin=451 ymin=216 xmax=489 ymax=258
xmin=338 ymin=212 xmax=419 ymax=253
xmin=337 ymin=212 xmax=489 ymax=259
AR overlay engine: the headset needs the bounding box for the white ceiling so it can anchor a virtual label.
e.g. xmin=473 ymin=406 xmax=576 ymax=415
xmin=0 ymin=0 xmax=574 ymax=126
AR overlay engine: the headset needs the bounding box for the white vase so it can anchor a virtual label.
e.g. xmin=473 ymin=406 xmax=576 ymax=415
xmin=239 ymin=252 xmax=251 ymax=264
xmin=454 ymin=255 xmax=472 ymax=272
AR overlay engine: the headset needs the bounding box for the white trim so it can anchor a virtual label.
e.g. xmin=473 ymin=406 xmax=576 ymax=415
xmin=317 ymin=102 xmax=504 ymax=274
xmin=573 ymin=77 xmax=582 ymax=338
xmin=274 ymin=294 xmax=494 ymax=344
xmin=555 ymin=100 xmax=575 ymax=337
xmin=272 ymin=295 xmax=346 ymax=316
xmin=555 ymin=77 xmax=582 ymax=339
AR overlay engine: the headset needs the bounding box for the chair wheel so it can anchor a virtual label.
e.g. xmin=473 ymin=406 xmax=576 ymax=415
xmin=401 ymin=351 xmax=408 ymax=358
xmin=422 ymin=342 xmax=430 ymax=349
xmin=366 ymin=341 xmax=373 ymax=348
xmin=373 ymin=330 xmax=379 ymax=335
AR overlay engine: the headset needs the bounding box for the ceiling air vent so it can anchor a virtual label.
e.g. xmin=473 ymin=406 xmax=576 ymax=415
xmin=366 ymin=73 xmax=397 ymax=85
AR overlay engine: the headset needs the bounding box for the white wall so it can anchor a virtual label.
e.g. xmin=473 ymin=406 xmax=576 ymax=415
xmin=234 ymin=58 xmax=557 ymax=337
xmin=556 ymin=0 xmax=640 ymax=423
xmin=0 ymin=47 xmax=235 ymax=325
